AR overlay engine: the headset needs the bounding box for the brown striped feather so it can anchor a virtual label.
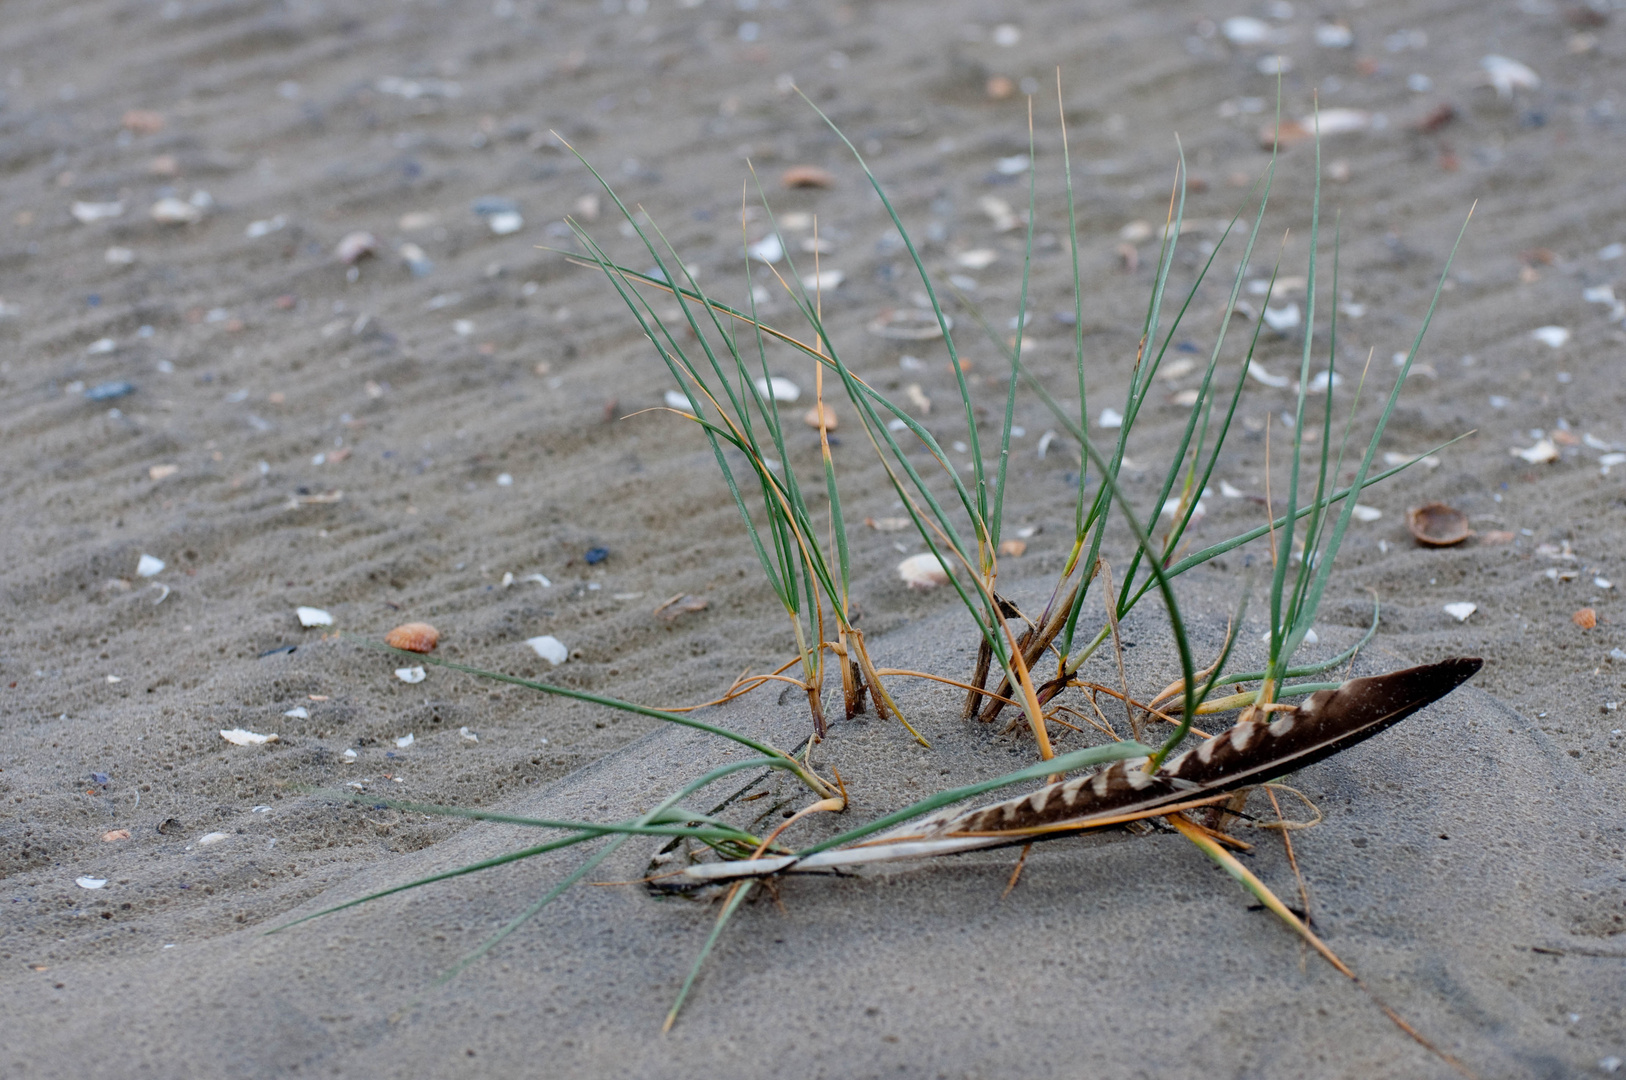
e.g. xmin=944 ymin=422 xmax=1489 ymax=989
xmin=893 ymin=657 xmax=1481 ymax=843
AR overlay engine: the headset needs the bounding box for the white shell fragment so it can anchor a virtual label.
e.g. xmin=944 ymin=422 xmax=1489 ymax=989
xmin=71 ymin=201 xmax=125 ymax=224
xmin=136 ymin=554 xmax=165 ymax=577
xmin=525 ymin=573 xmax=553 ymax=587
xmin=1531 ymin=326 xmax=1570 ymax=348
xmin=342 ymin=748 xmax=358 ymax=762
xmin=1314 ymin=23 xmax=1354 ymax=49
xmin=394 ymin=733 xmax=415 ymax=748
xmin=526 ymin=635 xmax=570 ymax=665
xmin=1444 ymin=602 xmax=1477 ymax=622
xmin=283 ymin=707 xmax=309 ymax=719
xmin=1351 ymin=505 xmax=1383 ymax=523
xmin=1098 ymin=407 xmax=1124 ymax=428
xmin=1482 ymin=55 xmax=1539 ymax=99
xmin=754 ymin=376 xmax=801 ymax=403
xmin=800 ymin=269 xmax=844 ymax=291
xmin=150 ymin=197 xmax=203 ymax=224
xmin=664 ymin=390 xmax=690 ymax=410
xmin=1246 ymin=361 xmax=1290 ymax=388
xmin=1262 ymin=303 xmax=1301 ymax=333
xmin=955 ymin=249 xmax=997 ymax=270
xmin=747 ymin=234 xmax=784 ymax=263
xmin=488 ymin=211 xmax=524 ymax=235
xmin=197 ymin=832 xmax=230 ymax=847
xmin=394 ymin=666 xmax=427 ymax=684
xmin=1512 ymin=439 xmax=1560 ymax=465
xmin=1221 ymin=16 xmax=1272 ymax=45
xmin=76 ymin=876 xmax=108 ymax=889
xmin=220 ymin=728 xmax=278 ymax=746
xmin=1308 ymin=109 xmax=1372 ymax=136
xmin=296 ymin=606 xmax=333 ymax=627
xmin=245 ymin=215 xmax=287 ymax=238
xmin=897 ymin=552 xmax=950 ymax=589
xmin=459 ymin=726 xmax=479 ymax=743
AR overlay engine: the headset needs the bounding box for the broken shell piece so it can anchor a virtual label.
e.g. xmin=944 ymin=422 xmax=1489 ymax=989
xmin=955 ymin=248 xmax=997 ymax=270
xmin=150 ymin=197 xmax=203 ymax=224
xmin=1098 ymin=407 xmax=1124 ymax=428
xmin=754 ymin=376 xmax=801 ymax=403
xmin=283 ymin=707 xmax=309 ymax=719
xmin=1531 ymin=326 xmax=1570 ymax=348
xmin=747 ymin=234 xmax=784 ymax=263
xmin=76 ymin=876 xmax=108 ymax=889
xmin=342 ymin=748 xmax=358 ymax=762
xmin=800 ymin=268 xmax=844 ymax=291
xmin=101 ymin=829 xmax=130 ymax=842
xmin=897 ymin=552 xmax=950 ymax=589
xmin=137 ymin=553 xmax=165 ymax=577
xmin=1443 ymin=602 xmax=1477 ymax=622
xmin=781 ymin=165 xmax=835 ymax=189
xmin=1262 ymin=303 xmax=1301 ymax=333
xmin=459 ymin=727 xmax=479 ymax=743
xmin=998 ymin=539 xmax=1027 ymax=558
xmin=1573 ymin=607 xmax=1598 ymax=629
xmin=219 ymin=728 xmax=278 ymax=746
xmin=394 ymin=666 xmax=426 ymax=684
xmin=1512 ymin=439 xmax=1560 ymax=465
xmin=867 ymin=308 xmax=949 ymax=340
xmin=802 ymin=403 xmax=838 ymax=431
xmin=654 ymin=594 xmax=708 ymax=620
xmin=394 ymin=733 xmax=415 ymax=748
xmin=148 ymin=464 xmax=179 ymax=481
xmin=385 ymin=622 xmax=440 ymax=653
xmin=197 ymin=832 xmax=230 ymax=847
xmin=526 ymin=635 xmax=569 ymax=665
xmin=1407 ymin=503 xmax=1470 ymax=546
xmin=865 ymin=517 xmax=911 ymax=532
xmin=1247 ymin=361 xmax=1289 ymax=389
xmin=488 ymin=211 xmax=524 ymax=235
xmin=1482 ymin=55 xmax=1540 ymax=99
xmin=1351 ymin=505 xmax=1383 ymax=523
xmin=336 ymin=231 xmax=380 ymax=265
xmin=71 ymin=200 xmax=125 ymax=224
xmin=296 ymin=606 xmax=333 ymax=627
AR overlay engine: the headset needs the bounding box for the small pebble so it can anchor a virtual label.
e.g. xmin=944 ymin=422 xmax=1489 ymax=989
xmin=802 ymin=403 xmax=838 ymax=431
xmin=584 ymin=546 xmax=610 ymax=565
xmin=781 ymin=165 xmax=835 ymax=189
xmin=998 ymin=539 xmax=1027 ymax=558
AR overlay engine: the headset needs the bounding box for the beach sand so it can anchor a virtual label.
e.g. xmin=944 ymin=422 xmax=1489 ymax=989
xmin=1 ymin=0 xmax=1622 ymax=1075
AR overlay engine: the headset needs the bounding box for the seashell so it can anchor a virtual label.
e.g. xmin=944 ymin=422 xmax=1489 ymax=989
xmin=747 ymin=234 xmax=784 ymax=263
xmin=526 ymin=635 xmax=569 ymax=665
xmin=998 ymin=539 xmax=1027 ymax=557
xmin=150 ymin=197 xmax=203 ymax=225
xmin=196 ymin=832 xmax=230 ymax=846
xmin=955 ymin=248 xmax=998 ymax=270
xmin=394 ymin=666 xmax=426 ymax=684
xmin=1098 ymin=407 xmax=1124 ymax=428
xmin=1530 ymin=325 xmax=1570 ymax=348
xmin=385 ymin=621 xmax=440 ymax=653
xmin=1443 ymin=602 xmax=1477 ymax=623
xmin=76 ymin=876 xmax=108 ymax=889
xmin=1351 ymin=504 xmax=1383 ymax=523
xmin=1407 ymin=503 xmax=1470 ymax=546
xmin=394 ymin=733 xmax=415 ymax=748
xmin=220 ymin=728 xmax=277 ymax=745
xmin=1221 ymin=15 xmax=1272 ymax=45
xmin=137 ymin=554 xmax=165 ymax=577
xmin=781 ymin=165 xmax=835 ymax=189
xmin=459 ymin=726 xmax=479 ymax=742
xmin=868 ymin=308 xmax=950 ymax=340
xmin=296 ymin=606 xmax=333 ymax=627
xmin=754 ymin=376 xmax=801 ymax=403
xmin=897 ymin=552 xmax=950 ymax=589
xmin=335 ymin=231 xmax=379 ymax=265
xmin=71 ymin=200 xmax=125 ymax=224
xmin=283 ymin=707 xmax=309 ymax=719
xmin=1482 ymin=55 xmax=1539 ymax=99
xmin=101 ymin=829 xmax=130 ymax=842
xmin=802 ymin=403 xmax=838 ymax=431
xmin=1511 ymin=439 xmax=1559 ymax=465
xmin=654 ymin=594 xmax=708 ymax=621
xmin=1307 ymin=108 xmax=1372 ymax=136
xmin=800 ymin=268 xmax=844 ymax=291
xmin=1573 ymin=607 xmax=1598 ymax=629
xmin=488 ymin=211 xmax=524 ymax=235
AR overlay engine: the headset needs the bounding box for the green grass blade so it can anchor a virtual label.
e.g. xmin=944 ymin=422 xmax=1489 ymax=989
xmin=665 ymin=879 xmax=755 ymax=1031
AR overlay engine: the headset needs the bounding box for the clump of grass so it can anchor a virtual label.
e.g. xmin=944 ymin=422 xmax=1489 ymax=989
xmin=273 ymin=83 xmax=1475 ymax=1066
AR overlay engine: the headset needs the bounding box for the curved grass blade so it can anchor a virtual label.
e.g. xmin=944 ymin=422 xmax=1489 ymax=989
xmin=664 ymin=879 xmax=755 ymax=1031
